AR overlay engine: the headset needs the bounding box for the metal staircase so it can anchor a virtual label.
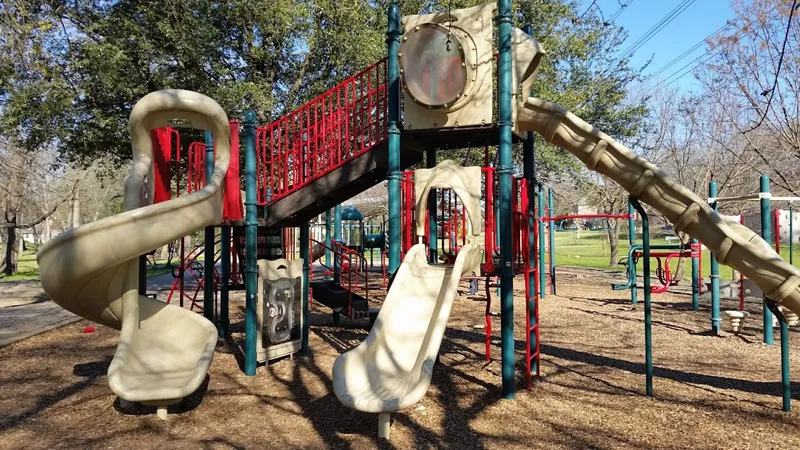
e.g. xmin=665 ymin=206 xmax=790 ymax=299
xmin=255 ymin=59 xmax=424 ymax=227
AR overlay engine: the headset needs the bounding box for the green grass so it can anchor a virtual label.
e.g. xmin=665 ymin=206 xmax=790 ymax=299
xmin=146 ymin=261 xmax=174 ymax=278
xmin=0 ymin=247 xmax=175 ymax=283
xmin=0 ymin=249 xmax=40 ymax=282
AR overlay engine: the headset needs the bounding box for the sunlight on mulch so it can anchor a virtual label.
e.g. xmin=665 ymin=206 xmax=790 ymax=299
xmin=1 ymin=269 xmax=798 ymax=449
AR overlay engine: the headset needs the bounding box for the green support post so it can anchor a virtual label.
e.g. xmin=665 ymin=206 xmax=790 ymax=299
xmin=628 ymin=200 xmax=637 ymax=305
xmin=220 ymin=226 xmax=230 ymax=337
xmin=300 ymin=222 xmax=310 ymax=355
xmin=761 ymin=175 xmax=773 ymax=345
xmin=522 ymin=23 xmax=538 ymax=374
xmin=709 ymin=181 xmax=721 ymax=335
xmin=548 ymin=188 xmax=555 ymax=295
xmin=334 ymin=204 xmax=342 ymax=285
xmin=779 ymin=312 xmax=790 ymax=412
xmin=204 ymin=131 xmax=216 ymax=325
xmin=325 ymin=209 xmax=332 ymax=271
xmin=538 ymin=184 xmax=546 ymax=298
xmin=765 ymin=302 xmax=791 ymax=412
xmin=427 ymin=149 xmax=438 ymax=263
xmin=333 ymin=204 xmax=343 ymax=323
xmin=243 ymin=111 xmax=258 ymax=376
xmin=630 ymin=198 xmax=653 ymax=397
xmin=386 ymin=1 xmax=402 ymax=277
xmin=691 ymin=237 xmax=700 ymax=311
xmin=496 ymin=0 xmax=515 ymax=400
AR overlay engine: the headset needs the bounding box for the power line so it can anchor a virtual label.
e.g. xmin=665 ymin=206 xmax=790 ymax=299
xmin=640 ymin=15 xmax=741 ymax=84
xmin=641 ymin=6 xmax=781 ymax=96
xmin=616 ymin=0 xmax=696 ymax=61
xmin=609 ymin=1 xmax=634 ymax=23
xmin=744 ymin=0 xmax=799 ymax=133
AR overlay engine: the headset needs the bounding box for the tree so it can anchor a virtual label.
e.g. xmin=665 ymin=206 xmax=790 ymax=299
xmin=1 ymin=1 xmax=390 ymax=163
xmin=698 ymin=0 xmax=800 ymax=197
xmin=0 ymin=143 xmax=79 ymax=276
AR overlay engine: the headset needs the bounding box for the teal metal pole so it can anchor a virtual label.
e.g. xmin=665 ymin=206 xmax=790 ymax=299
xmin=497 ymin=0 xmax=515 ymax=399
xmin=631 ymin=198 xmax=653 ymax=397
xmin=709 ymin=181 xmax=721 ymax=335
xmin=522 ymin=23 xmax=538 ymax=374
xmin=691 ymin=238 xmax=699 ymax=311
xmin=427 ymin=149 xmax=438 ymax=263
xmin=761 ymin=175 xmax=774 ymax=344
xmin=325 ymin=209 xmax=332 ymax=270
xmin=548 ymin=188 xmax=556 ymax=295
xmin=243 ymin=111 xmax=258 ymax=376
xmin=300 ymin=222 xmax=310 ymax=355
xmin=779 ymin=313 xmax=790 ymax=412
xmin=220 ymin=226 xmax=230 ymax=337
xmin=766 ymin=302 xmax=791 ymax=412
xmin=204 ymin=131 xmax=216 ymax=325
xmin=386 ymin=1 xmax=402 ymax=277
xmin=628 ymin=200 xmax=637 ymax=305
xmin=538 ymin=184 xmax=546 ymax=298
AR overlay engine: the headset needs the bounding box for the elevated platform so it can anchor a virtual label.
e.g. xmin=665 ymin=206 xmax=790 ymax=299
xmin=264 ymin=139 xmax=425 ymax=228
xmin=404 ymin=124 xmax=526 ymax=152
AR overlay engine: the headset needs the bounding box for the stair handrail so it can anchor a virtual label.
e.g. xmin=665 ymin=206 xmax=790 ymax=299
xmin=256 ymin=58 xmax=389 ymax=205
xmin=310 ymin=238 xmax=370 ymax=317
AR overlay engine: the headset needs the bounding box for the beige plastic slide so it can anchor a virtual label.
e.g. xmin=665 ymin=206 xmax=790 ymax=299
xmin=332 ymin=243 xmax=482 ymax=436
xmin=37 ymin=90 xmax=230 ymax=418
xmin=516 ymin=97 xmax=800 ymax=317
xmin=332 ymin=160 xmax=483 ymax=439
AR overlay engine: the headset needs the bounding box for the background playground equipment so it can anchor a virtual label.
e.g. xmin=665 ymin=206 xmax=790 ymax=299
xmin=611 ymin=242 xmax=701 ymax=301
xmin=34 ymin=0 xmax=800 ymax=427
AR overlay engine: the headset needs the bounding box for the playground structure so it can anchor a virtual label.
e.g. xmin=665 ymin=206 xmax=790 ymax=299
xmin=33 ymin=0 xmax=800 ymax=437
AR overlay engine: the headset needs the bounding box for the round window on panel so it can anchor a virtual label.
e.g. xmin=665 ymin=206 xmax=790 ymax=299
xmin=400 ymin=23 xmax=468 ymax=109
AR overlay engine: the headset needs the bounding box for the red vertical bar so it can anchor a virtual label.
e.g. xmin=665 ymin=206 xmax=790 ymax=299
xmin=740 ymin=214 xmax=745 ymax=310
xmin=367 ymin=68 xmax=373 ymax=148
xmin=405 ymin=172 xmax=413 ymax=253
xmin=336 ymin=86 xmax=342 ymax=169
xmin=345 ymin=81 xmax=351 ymax=161
xmin=267 ymin=128 xmax=273 ymax=202
xmin=283 ymin=120 xmax=289 ymax=197
xmin=305 ymin=105 xmax=312 ymax=180
xmin=485 ymin=168 xmax=495 ymax=273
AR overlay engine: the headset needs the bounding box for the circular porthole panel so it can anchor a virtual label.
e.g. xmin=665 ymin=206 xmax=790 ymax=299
xmin=400 ymin=23 xmax=468 ymax=109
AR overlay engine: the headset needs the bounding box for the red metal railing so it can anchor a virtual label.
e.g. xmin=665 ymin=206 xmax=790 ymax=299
xmin=187 ymin=141 xmax=206 ymax=194
xmin=256 ymin=59 xmax=388 ymax=204
xmin=166 ymin=239 xmax=223 ymax=311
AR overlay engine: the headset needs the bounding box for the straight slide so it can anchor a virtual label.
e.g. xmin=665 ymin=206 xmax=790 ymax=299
xmin=37 ymin=90 xmax=230 ymax=415
xmin=517 ymin=97 xmax=800 ymax=317
xmin=332 ymin=243 xmax=482 ymax=415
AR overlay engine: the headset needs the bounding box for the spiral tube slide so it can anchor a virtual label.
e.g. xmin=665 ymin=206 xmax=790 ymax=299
xmin=517 ymin=97 xmax=800 ymax=316
xmin=37 ymin=90 xmax=230 ymax=415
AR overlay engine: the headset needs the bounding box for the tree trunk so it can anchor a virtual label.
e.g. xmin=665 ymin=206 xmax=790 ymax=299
xmin=70 ymin=194 xmax=81 ymax=228
xmin=43 ymin=217 xmax=51 ymax=243
xmin=608 ymin=217 xmax=622 ymax=267
xmin=2 ymin=224 xmax=19 ymax=276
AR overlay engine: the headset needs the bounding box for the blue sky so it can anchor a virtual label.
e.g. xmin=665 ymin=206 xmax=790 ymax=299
xmin=591 ymin=0 xmax=737 ymax=94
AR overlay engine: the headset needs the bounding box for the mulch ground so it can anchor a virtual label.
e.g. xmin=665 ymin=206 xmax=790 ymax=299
xmin=1 ymin=268 xmax=799 ymax=449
